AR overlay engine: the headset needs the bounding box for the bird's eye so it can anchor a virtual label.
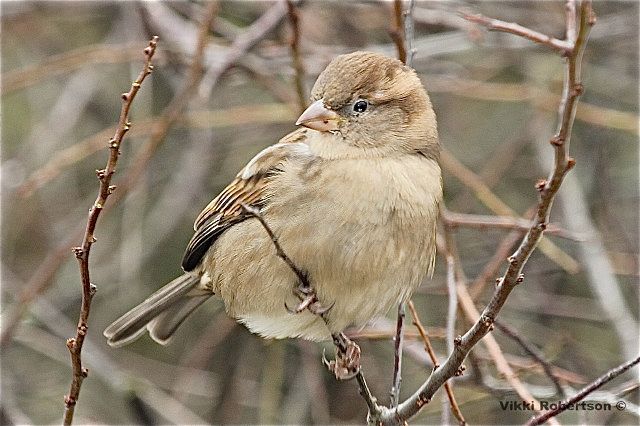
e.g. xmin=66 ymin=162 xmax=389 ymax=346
xmin=352 ymin=99 xmax=368 ymax=113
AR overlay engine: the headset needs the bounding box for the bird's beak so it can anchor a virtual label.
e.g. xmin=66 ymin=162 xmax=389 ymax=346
xmin=296 ymin=99 xmax=340 ymax=132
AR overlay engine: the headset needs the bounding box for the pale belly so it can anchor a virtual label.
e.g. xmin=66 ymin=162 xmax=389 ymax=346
xmin=202 ymin=157 xmax=441 ymax=341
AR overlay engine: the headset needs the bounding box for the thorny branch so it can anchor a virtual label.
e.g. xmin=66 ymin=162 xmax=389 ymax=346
xmin=526 ymin=355 xmax=640 ymax=425
xmin=62 ymin=36 xmax=158 ymax=426
xmin=374 ymin=2 xmax=595 ymax=424
xmin=1 ymin=1 xmax=285 ymax=347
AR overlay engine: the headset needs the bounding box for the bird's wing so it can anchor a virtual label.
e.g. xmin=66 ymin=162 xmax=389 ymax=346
xmin=182 ymin=129 xmax=311 ymax=271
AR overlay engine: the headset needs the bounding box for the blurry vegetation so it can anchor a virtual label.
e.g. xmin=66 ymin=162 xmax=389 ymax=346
xmin=1 ymin=1 xmax=638 ymax=425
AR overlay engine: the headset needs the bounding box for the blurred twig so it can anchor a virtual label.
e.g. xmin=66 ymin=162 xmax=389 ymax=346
xmin=16 ymin=103 xmax=295 ymax=198
xmin=461 ymin=9 xmax=572 ymax=54
xmin=442 ymin=219 xmax=549 ymax=421
xmin=494 ymin=320 xmax=566 ymax=397
xmin=427 ymin=76 xmax=638 ymax=134
xmin=389 ymin=0 xmax=407 ymax=64
xmin=285 ymin=0 xmax=307 ymax=114
xmin=531 ymin=111 xmax=639 ymax=361
xmin=443 ymin=211 xmax=582 ymax=241
xmin=407 ymin=301 xmax=466 ymax=425
xmin=468 ymin=227 xmax=522 ymax=299
xmin=0 ymin=44 xmax=174 ymax=95
xmin=456 ymin=281 xmax=552 ymax=419
xmin=440 ymin=148 xmax=580 ymax=274
xmin=199 ymin=1 xmax=287 ymax=97
xmin=62 ymin=36 xmax=158 ymax=426
xmin=527 ymin=355 xmax=640 ymax=425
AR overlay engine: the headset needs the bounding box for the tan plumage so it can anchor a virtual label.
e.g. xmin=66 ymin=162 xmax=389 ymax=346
xmin=104 ymin=51 xmax=442 ymax=347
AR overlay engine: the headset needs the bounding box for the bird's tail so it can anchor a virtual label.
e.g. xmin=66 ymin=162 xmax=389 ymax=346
xmin=103 ymin=274 xmax=211 ymax=347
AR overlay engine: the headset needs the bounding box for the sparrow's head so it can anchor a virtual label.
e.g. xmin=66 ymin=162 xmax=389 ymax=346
xmin=296 ymin=51 xmax=439 ymax=158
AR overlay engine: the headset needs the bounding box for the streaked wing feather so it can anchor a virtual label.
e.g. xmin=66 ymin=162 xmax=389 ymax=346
xmin=182 ymin=131 xmax=311 ymax=272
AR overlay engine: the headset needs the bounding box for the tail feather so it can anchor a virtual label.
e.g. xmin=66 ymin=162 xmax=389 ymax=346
xmin=104 ymin=274 xmax=209 ymax=347
xmin=148 ymin=294 xmax=210 ymax=345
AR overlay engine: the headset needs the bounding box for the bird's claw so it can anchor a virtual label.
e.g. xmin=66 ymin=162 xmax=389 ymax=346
xmin=287 ymin=283 xmax=334 ymax=316
xmin=322 ymin=337 xmax=361 ymax=380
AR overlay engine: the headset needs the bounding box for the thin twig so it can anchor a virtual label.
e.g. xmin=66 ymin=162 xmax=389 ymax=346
xmin=16 ymin=103 xmax=295 ymax=199
xmin=443 ymin=211 xmax=582 ymax=241
xmin=0 ymin=43 xmax=172 ymax=95
xmin=526 ymin=355 xmax=640 ymax=425
xmin=424 ymin=76 xmax=638 ymax=134
xmin=199 ymin=1 xmax=288 ymax=97
xmin=462 ymin=10 xmax=572 ymax=54
xmin=62 ymin=36 xmax=158 ymax=426
xmin=403 ymin=0 xmax=416 ymax=67
xmin=407 ymin=301 xmax=466 ymax=425
xmin=494 ymin=320 xmax=566 ymax=397
xmin=285 ymin=0 xmax=307 ymax=114
xmin=379 ymin=2 xmax=595 ymax=423
xmin=387 ymin=0 xmax=413 ymax=411
xmin=390 ymin=303 xmax=405 ymax=407
xmin=442 ymin=219 xmax=549 ymax=421
xmin=440 ymin=148 xmax=580 ymax=274
xmin=240 ymin=204 xmax=309 ymax=287
xmin=468 ymin=228 xmax=522 ymax=299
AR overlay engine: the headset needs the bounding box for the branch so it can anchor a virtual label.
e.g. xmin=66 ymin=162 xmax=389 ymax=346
xmin=0 ymin=43 xmax=169 ymax=95
xmin=389 ymin=0 xmax=407 ymax=64
xmin=285 ymin=0 xmax=307 ymax=114
xmin=462 ymin=10 xmax=572 ymax=54
xmin=378 ymin=1 xmax=595 ymax=423
xmin=390 ymin=303 xmax=405 ymax=407
xmin=403 ymin=0 xmax=416 ymax=67
xmin=62 ymin=36 xmax=158 ymax=426
xmin=526 ymin=355 xmax=640 ymax=425
xmin=442 ymin=211 xmax=583 ymax=241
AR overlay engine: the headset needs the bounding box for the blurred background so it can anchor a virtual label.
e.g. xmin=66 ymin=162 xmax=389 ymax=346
xmin=1 ymin=1 xmax=638 ymax=424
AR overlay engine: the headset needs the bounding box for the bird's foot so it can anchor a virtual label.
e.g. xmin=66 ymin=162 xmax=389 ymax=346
xmin=286 ymin=283 xmax=334 ymax=316
xmin=323 ymin=333 xmax=361 ymax=380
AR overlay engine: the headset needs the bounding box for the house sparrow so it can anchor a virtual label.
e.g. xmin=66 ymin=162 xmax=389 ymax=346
xmin=104 ymin=52 xmax=442 ymax=359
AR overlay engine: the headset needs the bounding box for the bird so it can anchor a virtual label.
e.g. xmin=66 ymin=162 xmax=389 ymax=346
xmin=104 ymin=51 xmax=442 ymax=375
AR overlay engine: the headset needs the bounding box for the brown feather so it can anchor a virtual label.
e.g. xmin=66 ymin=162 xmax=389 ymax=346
xmin=182 ymin=136 xmax=312 ymax=271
